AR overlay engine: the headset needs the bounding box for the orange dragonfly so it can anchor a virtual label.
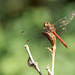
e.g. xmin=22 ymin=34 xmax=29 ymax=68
xmin=21 ymin=11 xmax=75 ymax=49
xmin=42 ymin=11 xmax=75 ymax=49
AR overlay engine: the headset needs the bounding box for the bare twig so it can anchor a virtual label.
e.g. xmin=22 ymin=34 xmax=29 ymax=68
xmin=25 ymin=45 xmax=42 ymax=75
xmin=46 ymin=47 xmax=56 ymax=75
xmin=46 ymin=65 xmax=52 ymax=75
xmin=51 ymin=53 xmax=55 ymax=75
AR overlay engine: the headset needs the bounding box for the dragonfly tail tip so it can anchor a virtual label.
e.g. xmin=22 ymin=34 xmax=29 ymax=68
xmin=66 ymin=46 xmax=69 ymax=49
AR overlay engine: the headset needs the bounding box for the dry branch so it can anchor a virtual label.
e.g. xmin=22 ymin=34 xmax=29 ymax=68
xmin=25 ymin=45 xmax=42 ymax=75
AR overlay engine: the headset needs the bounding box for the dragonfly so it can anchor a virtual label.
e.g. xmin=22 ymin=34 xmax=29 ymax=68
xmin=42 ymin=11 xmax=75 ymax=49
xmin=21 ymin=11 xmax=75 ymax=49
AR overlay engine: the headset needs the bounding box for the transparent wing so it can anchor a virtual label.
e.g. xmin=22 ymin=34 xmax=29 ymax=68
xmin=53 ymin=11 xmax=75 ymax=31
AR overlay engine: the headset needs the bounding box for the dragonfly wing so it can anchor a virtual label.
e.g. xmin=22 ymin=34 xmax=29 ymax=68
xmin=53 ymin=11 xmax=75 ymax=31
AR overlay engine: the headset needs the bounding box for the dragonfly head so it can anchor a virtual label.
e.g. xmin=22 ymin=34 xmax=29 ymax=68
xmin=43 ymin=22 xmax=50 ymax=30
xmin=44 ymin=22 xmax=50 ymax=27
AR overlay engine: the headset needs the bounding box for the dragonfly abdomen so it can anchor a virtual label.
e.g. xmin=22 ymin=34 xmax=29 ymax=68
xmin=53 ymin=31 xmax=69 ymax=49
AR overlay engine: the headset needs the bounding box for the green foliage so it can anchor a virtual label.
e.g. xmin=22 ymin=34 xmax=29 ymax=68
xmin=0 ymin=0 xmax=75 ymax=75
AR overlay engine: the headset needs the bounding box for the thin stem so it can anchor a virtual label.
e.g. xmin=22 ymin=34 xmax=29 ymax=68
xmin=51 ymin=53 xmax=55 ymax=75
xmin=25 ymin=45 xmax=35 ymax=64
xmin=46 ymin=47 xmax=55 ymax=75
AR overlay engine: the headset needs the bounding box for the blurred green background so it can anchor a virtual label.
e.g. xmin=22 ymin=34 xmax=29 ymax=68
xmin=0 ymin=0 xmax=75 ymax=75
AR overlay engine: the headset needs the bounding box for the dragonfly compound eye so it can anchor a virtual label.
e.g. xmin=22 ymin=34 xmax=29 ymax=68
xmin=44 ymin=22 xmax=50 ymax=27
